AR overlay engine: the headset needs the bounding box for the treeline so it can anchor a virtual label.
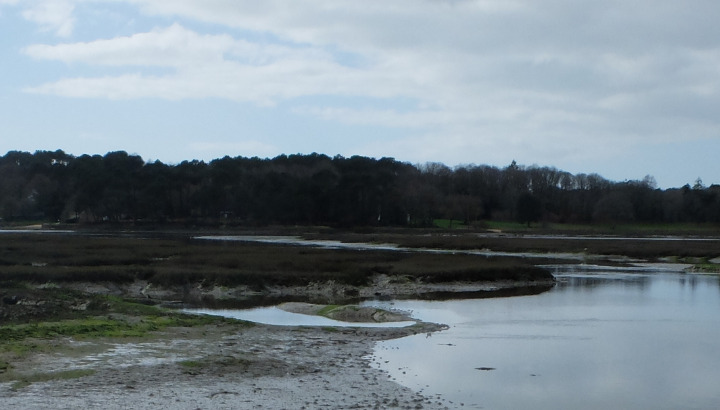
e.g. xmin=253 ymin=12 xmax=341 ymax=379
xmin=1 ymin=149 xmax=719 ymax=227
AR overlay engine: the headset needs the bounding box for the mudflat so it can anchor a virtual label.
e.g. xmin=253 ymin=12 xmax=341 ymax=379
xmin=1 ymin=320 xmax=450 ymax=409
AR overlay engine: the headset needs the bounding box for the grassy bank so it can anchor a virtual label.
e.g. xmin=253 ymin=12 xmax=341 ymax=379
xmin=0 ymin=294 xmax=251 ymax=390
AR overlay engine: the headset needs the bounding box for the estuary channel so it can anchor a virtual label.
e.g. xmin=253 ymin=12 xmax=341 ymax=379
xmin=367 ymin=267 xmax=720 ymax=409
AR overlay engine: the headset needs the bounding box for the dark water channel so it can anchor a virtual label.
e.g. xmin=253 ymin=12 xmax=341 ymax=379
xmin=366 ymin=267 xmax=720 ymax=409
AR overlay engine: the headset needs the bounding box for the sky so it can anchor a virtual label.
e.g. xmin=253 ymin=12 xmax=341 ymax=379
xmin=1 ymin=0 xmax=719 ymax=189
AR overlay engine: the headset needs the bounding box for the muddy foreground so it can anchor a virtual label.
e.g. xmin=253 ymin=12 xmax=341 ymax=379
xmin=0 ymin=317 xmax=452 ymax=409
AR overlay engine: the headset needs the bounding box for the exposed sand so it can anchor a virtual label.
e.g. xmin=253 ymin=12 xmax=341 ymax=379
xmin=0 ymin=321 xmax=450 ymax=409
xmin=278 ymin=302 xmax=414 ymax=323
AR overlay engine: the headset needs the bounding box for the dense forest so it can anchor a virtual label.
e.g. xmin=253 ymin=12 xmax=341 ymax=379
xmin=1 ymin=149 xmax=719 ymax=227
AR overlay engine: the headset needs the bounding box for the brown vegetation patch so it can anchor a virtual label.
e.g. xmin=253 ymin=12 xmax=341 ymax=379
xmin=0 ymin=233 xmax=553 ymax=292
xmin=308 ymin=231 xmax=720 ymax=260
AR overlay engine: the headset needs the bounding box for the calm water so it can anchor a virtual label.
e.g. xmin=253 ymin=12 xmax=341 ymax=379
xmin=365 ymin=267 xmax=720 ymax=410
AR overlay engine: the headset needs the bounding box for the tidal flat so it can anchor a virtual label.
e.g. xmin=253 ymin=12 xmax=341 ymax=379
xmin=1 ymin=229 xmax=718 ymax=408
xmin=0 ymin=231 xmax=552 ymax=409
xmin=1 ymin=317 xmax=449 ymax=409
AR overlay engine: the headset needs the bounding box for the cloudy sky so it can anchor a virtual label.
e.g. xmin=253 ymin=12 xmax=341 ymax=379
xmin=1 ymin=0 xmax=719 ymax=188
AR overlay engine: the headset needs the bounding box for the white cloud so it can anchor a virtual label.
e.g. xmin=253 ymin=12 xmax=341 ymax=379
xmin=24 ymin=23 xmax=238 ymax=66
xmin=21 ymin=0 xmax=75 ymax=37
xmin=14 ymin=0 xmax=720 ymax=182
xmin=294 ymin=106 xmax=449 ymax=129
xmin=22 ymin=22 xmax=434 ymax=104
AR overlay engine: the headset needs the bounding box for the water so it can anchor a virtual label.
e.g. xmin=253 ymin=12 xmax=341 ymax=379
xmin=195 ymin=235 xmax=401 ymax=251
xmin=196 ymin=234 xmax=589 ymax=261
xmin=365 ymin=268 xmax=720 ymax=409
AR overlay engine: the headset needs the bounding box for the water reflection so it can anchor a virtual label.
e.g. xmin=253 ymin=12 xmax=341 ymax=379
xmin=368 ymin=269 xmax=720 ymax=410
xmin=678 ymin=274 xmax=698 ymax=290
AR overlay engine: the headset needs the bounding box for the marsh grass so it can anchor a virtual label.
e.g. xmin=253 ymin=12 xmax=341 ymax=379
xmin=0 ymin=288 xmax=254 ymax=394
xmin=387 ymin=252 xmax=551 ymax=282
xmin=316 ymin=305 xmax=341 ymax=317
xmin=0 ymin=233 xmax=553 ymax=289
xmin=331 ymin=232 xmax=720 ymax=260
xmin=179 ymin=355 xmax=253 ymax=375
xmin=0 ymin=306 xmax=249 ymax=344
xmin=689 ymin=262 xmax=720 ymax=273
xmin=4 ymin=369 xmax=96 ymax=390
xmin=478 ymin=221 xmax=720 ymax=236
xmin=0 ymin=293 xmax=251 ymax=358
xmin=0 ymin=315 xmax=234 ymax=343
xmin=0 ymin=295 xmax=252 ymax=388
xmin=179 ymin=360 xmax=203 ymax=368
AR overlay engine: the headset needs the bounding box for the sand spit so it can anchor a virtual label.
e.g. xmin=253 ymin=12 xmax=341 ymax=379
xmin=278 ymin=302 xmax=414 ymax=323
